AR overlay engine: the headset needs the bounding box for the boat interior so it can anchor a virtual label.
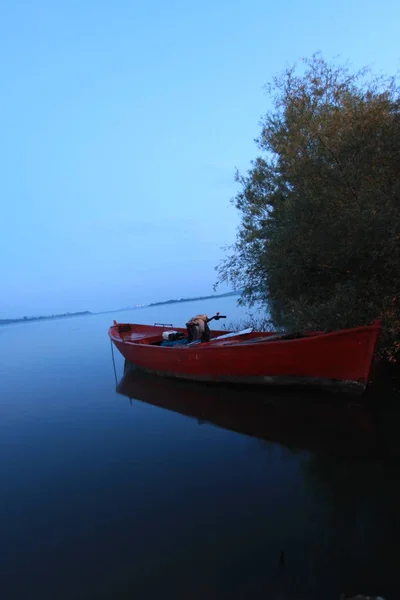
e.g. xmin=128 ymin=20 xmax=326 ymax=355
xmin=112 ymin=321 xmax=318 ymax=348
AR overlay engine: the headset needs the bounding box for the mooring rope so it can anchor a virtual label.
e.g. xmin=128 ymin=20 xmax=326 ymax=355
xmin=110 ymin=337 xmax=117 ymax=387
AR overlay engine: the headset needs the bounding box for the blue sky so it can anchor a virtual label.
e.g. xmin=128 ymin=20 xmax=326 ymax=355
xmin=1 ymin=0 xmax=399 ymax=317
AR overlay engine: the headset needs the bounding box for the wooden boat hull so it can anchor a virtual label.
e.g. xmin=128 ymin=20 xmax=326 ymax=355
xmin=109 ymin=321 xmax=381 ymax=393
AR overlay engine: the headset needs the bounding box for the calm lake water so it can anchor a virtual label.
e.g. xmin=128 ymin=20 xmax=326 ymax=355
xmin=1 ymin=296 xmax=400 ymax=600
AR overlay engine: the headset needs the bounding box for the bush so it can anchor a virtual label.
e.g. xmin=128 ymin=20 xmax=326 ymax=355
xmin=217 ymin=55 xmax=400 ymax=361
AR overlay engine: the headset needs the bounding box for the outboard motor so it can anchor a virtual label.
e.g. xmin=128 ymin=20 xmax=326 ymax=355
xmin=186 ymin=314 xmax=211 ymax=343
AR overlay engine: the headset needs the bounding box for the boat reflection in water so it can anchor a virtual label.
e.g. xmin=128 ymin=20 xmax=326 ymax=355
xmin=115 ymin=360 xmax=400 ymax=599
xmin=116 ymin=359 xmax=390 ymax=459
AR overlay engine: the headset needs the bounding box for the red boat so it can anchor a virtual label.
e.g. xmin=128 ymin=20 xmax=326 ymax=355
xmin=108 ymin=315 xmax=381 ymax=393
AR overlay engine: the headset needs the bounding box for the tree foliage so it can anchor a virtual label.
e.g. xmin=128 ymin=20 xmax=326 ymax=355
xmin=217 ymin=55 xmax=400 ymax=360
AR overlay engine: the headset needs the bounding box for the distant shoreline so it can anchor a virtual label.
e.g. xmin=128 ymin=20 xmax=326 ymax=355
xmin=1 ymin=291 xmax=241 ymax=324
xmin=148 ymin=291 xmax=240 ymax=307
xmin=0 ymin=311 xmax=92 ymax=326
xmin=98 ymin=291 xmax=241 ymax=314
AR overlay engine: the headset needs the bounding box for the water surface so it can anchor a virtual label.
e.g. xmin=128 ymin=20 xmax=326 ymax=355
xmin=1 ymin=297 xmax=399 ymax=599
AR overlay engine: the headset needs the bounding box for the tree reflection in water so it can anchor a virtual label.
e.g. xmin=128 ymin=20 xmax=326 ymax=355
xmin=302 ymin=447 xmax=400 ymax=598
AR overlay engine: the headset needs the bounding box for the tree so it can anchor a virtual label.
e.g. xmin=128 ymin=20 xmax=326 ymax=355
xmin=216 ymin=54 xmax=400 ymax=360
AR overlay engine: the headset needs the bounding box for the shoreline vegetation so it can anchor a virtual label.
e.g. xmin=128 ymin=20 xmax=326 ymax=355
xmin=216 ymin=54 xmax=400 ymax=365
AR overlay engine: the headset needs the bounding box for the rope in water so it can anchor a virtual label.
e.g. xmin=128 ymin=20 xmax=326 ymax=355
xmin=110 ymin=337 xmax=117 ymax=387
